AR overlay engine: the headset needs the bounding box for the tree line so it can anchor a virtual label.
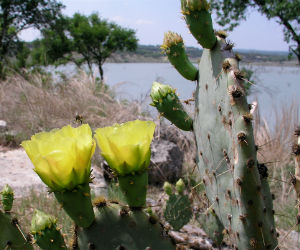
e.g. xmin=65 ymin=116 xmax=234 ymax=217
xmin=0 ymin=0 xmax=299 ymax=81
xmin=0 ymin=0 xmax=137 ymax=82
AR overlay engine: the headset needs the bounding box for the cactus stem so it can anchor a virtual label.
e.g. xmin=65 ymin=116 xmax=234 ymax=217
xmin=161 ymin=31 xmax=198 ymax=81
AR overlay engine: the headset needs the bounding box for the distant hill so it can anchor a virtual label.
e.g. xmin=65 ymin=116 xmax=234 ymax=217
xmin=110 ymin=44 xmax=297 ymax=65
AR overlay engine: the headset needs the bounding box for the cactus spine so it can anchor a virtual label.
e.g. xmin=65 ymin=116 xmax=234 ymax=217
xmin=151 ymin=0 xmax=277 ymax=249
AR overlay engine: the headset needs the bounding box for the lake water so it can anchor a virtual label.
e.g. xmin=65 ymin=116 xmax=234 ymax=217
xmin=56 ymin=63 xmax=300 ymax=126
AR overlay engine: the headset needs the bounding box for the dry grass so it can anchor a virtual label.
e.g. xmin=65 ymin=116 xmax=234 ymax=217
xmin=254 ymin=101 xmax=299 ymax=201
xmin=0 ymin=71 xmax=147 ymax=144
xmin=253 ymin=101 xmax=300 ymax=248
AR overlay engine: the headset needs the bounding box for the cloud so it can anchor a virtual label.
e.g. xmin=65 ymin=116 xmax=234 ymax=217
xmin=111 ymin=16 xmax=127 ymax=22
xmin=135 ymin=19 xmax=154 ymax=25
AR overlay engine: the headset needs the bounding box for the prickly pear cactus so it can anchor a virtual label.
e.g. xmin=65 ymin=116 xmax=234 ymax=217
xmin=1 ymin=184 xmax=14 ymax=212
xmin=19 ymin=121 xmax=176 ymax=250
xmin=150 ymin=1 xmax=277 ymax=249
xmin=150 ymin=82 xmax=193 ymax=131
xmin=163 ymin=180 xmax=192 ymax=231
xmin=75 ymin=200 xmax=175 ymax=250
xmin=0 ymin=185 xmax=33 ymax=250
xmin=31 ymin=210 xmax=67 ymax=250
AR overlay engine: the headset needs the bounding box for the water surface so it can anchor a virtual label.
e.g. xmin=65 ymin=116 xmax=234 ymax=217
xmin=56 ymin=62 xmax=300 ymax=126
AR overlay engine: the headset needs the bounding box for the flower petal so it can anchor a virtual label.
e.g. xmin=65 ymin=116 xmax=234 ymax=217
xmin=95 ymin=120 xmax=156 ymax=175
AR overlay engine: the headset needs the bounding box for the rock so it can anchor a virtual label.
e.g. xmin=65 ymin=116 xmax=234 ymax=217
xmin=90 ymin=165 xmax=108 ymax=196
xmin=168 ymin=226 xmax=213 ymax=250
xmin=149 ymin=139 xmax=183 ymax=185
xmin=0 ymin=120 xmax=7 ymax=133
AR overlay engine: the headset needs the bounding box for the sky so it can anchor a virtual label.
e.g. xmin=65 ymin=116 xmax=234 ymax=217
xmin=20 ymin=0 xmax=289 ymax=52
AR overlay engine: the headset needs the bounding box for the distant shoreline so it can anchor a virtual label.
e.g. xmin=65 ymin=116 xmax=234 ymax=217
xmin=107 ymin=56 xmax=299 ymax=67
xmin=107 ymin=45 xmax=299 ymax=67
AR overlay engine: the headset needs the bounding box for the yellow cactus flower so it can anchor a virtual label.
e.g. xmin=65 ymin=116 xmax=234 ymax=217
xmin=21 ymin=124 xmax=96 ymax=191
xmin=95 ymin=120 xmax=156 ymax=175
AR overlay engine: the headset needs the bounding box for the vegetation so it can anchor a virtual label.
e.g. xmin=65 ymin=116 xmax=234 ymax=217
xmin=0 ymin=1 xmax=299 ymax=250
xmin=33 ymin=13 xmax=138 ymax=83
xmin=210 ymin=0 xmax=300 ymax=64
xmin=0 ymin=0 xmax=64 ymax=78
xmin=0 ymin=71 xmax=145 ymax=146
xmin=150 ymin=0 xmax=299 ymax=249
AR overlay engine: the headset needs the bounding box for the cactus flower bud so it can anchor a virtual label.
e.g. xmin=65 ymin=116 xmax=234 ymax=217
xmin=163 ymin=182 xmax=173 ymax=196
xmin=150 ymin=82 xmax=193 ymax=131
xmin=150 ymin=82 xmax=175 ymax=104
xmin=95 ymin=120 xmax=156 ymax=176
xmin=21 ymin=124 xmax=95 ymax=191
xmin=161 ymin=31 xmax=183 ymax=52
xmin=1 ymin=184 xmax=14 ymax=212
xmin=31 ymin=210 xmax=67 ymax=250
xmin=175 ymin=178 xmax=185 ymax=194
xmin=31 ymin=209 xmax=56 ymax=234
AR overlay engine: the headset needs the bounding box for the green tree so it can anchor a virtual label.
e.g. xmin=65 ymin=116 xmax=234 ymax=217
xmin=210 ymin=0 xmax=300 ymax=64
xmin=34 ymin=13 xmax=138 ymax=82
xmin=0 ymin=0 xmax=64 ymax=78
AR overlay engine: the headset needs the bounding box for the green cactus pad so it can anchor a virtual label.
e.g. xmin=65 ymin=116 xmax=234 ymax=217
xmin=1 ymin=184 xmax=14 ymax=212
xmin=197 ymin=209 xmax=224 ymax=247
xmin=193 ymin=39 xmax=277 ymax=249
xmin=161 ymin=31 xmax=198 ymax=81
xmin=54 ymin=183 xmax=95 ymax=228
xmin=150 ymin=82 xmax=193 ymax=131
xmin=76 ymin=202 xmax=176 ymax=250
xmin=0 ymin=211 xmax=33 ymax=250
xmin=153 ymin=4 xmax=278 ymax=248
xmin=164 ymin=194 xmax=192 ymax=231
xmin=118 ymin=171 xmax=148 ymax=208
xmin=181 ymin=0 xmax=216 ymax=49
xmin=31 ymin=210 xmax=67 ymax=250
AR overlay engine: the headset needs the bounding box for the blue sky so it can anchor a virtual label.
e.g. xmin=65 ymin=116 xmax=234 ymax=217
xmin=20 ymin=0 xmax=289 ymax=52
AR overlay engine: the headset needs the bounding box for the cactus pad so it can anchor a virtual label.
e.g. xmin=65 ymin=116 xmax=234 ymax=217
xmin=0 ymin=211 xmax=33 ymax=250
xmin=76 ymin=202 xmax=175 ymax=250
xmin=164 ymin=194 xmax=192 ymax=231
